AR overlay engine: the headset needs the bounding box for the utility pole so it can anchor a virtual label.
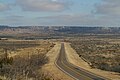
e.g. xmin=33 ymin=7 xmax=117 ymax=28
xmin=4 ymin=48 xmax=8 ymax=60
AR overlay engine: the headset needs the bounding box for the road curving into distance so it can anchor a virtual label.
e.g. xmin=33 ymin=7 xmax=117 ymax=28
xmin=55 ymin=43 xmax=108 ymax=80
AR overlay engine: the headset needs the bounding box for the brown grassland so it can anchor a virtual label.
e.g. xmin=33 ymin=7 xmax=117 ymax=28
xmin=0 ymin=40 xmax=55 ymax=80
xmin=67 ymin=36 xmax=120 ymax=79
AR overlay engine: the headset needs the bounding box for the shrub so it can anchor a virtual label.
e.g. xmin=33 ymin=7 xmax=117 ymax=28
xmin=0 ymin=52 xmax=50 ymax=80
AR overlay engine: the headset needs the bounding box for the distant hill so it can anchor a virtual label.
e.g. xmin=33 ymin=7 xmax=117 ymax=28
xmin=0 ymin=25 xmax=120 ymax=39
xmin=55 ymin=27 xmax=120 ymax=34
xmin=0 ymin=26 xmax=50 ymax=34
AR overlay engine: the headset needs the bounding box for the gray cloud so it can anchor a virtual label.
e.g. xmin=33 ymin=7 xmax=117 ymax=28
xmin=1 ymin=13 xmax=120 ymax=26
xmin=1 ymin=0 xmax=120 ymax=26
xmin=0 ymin=15 xmax=44 ymax=26
xmin=16 ymin=0 xmax=70 ymax=12
xmin=36 ymin=14 xmax=120 ymax=26
xmin=0 ymin=15 xmax=24 ymax=25
xmin=6 ymin=15 xmax=24 ymax=21
xmin=0 ymin=3 xmax=10 ymax=11
xmin=95 ymin=0 xmax=120 ymax=16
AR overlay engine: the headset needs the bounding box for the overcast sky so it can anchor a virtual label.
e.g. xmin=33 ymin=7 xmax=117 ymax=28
xmin=0 ymin=0 xmax=120 ymax=26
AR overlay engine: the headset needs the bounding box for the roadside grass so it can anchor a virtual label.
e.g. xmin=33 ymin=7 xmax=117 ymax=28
xmin=0 ymin=40 xmax=56 ymax=80
xmin=69 ymin=38 xmax=120 ymax=73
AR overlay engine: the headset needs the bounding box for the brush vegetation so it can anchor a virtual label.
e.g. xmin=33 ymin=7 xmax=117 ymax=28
xmin=69 ymin=37 xmax=120 ymax=73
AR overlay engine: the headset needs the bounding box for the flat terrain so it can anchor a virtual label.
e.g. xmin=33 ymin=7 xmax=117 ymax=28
xmin=42 ymin=41 xmax=120 ymax=80
xmin=0 ymin=40 xmax=54 ymax=80
xmin=69 ymin=38 xmax=120 ymax=73
xmin=56 ymin=43 xmax=105 ymax=80
xmin=42 ymin=42 xmax=73 ymax=80
xmin=65 ymin=42 xmax=120 ymax=80
xmin=0 ymin=39 xmax=120 ymax=80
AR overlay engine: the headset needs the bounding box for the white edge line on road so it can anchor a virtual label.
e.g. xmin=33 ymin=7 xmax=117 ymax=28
xmin=64 ymin=44 xmax=110 ymax=80
xmin=55 ymin=58 xmax=79 ymax=80
xmin=54 ymin=43 xmax=79 ymax=80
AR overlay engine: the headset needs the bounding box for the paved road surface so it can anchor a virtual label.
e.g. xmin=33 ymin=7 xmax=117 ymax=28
xmin=56 ymin=43 xmax=107 ymax=80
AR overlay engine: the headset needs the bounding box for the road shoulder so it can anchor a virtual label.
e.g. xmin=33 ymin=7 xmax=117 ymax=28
xmin=64 ymin=42 xmax=120 ymax=80
xmin=42 ymin=42 xmax=73 ymax=80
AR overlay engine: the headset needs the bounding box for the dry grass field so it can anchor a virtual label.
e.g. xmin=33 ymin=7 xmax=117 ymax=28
xmin=0 ymin=40 xmax=55 ymax=80
xmin=68 ymin=36 xmax=120 ymax=75
xmin=65 ymin=42 xmax=120 ymax=79
xmin=42 ymin=42 xmax=73 ymax=80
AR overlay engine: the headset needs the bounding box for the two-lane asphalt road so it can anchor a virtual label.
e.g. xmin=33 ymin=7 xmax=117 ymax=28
xmin=56 ymin=43 xmax=107 ymax=80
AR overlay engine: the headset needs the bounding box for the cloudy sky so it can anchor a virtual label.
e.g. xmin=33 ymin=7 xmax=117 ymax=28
xmin=0 ymin=0 xmax=120 ymax=26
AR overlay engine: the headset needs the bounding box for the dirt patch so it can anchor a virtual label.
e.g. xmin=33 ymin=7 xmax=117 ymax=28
xmin=42 ymin=42 xmax=73 ymax=80
xmin=64 ymin=42 xmax=120 ymax=80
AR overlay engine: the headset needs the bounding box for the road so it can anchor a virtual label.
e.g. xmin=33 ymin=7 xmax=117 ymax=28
xmin=56 ymin=43 xmax=107 ymax=80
